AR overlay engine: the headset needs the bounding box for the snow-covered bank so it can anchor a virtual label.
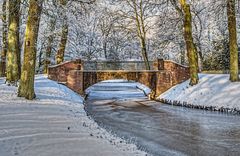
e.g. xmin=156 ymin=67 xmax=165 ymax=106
xmin=0 ymin=76 xmax=148 ymax=156
xmin=158 ymin=74 xmax=240 ymax=114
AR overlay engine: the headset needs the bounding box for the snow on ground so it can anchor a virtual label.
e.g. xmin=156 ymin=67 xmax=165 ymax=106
xmin=0 ymin=75 xmax=148 ymax=156
xmin=135 ymin=83 xmax=151 ymax=95
xmin=158 ymin=74 xmax=240 ymax=110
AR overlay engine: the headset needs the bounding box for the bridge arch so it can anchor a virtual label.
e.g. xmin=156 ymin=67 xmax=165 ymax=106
xmin=84 ymin=79 xmax=152 ymax=99
xmin=48 ymin=59 xmax=190 ymax=99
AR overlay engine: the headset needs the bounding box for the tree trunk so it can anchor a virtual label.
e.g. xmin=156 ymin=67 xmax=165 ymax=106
xmin=56 ymin=24 xmax=68 ymax=64
xmin=6 ymin=0 xmax=21 ymax=84
xmin=180 ymin=43 xmax=185 ymax=65
xmin=18 ymin=0 xmax=43 ymax=100
xmin=140 ymin=37 xmax=150 ymax=70
xmin=180 ymin=0 xmax=199 ymax=85
xmin=227 ymin=0 xmax=239 ymax=81
xmin=0 ymin=0 xmax=7 ymax=77
xmin=103 ymin=40 xmax=107 ymax=60
xmin=197 ymin=46 xmax=204 ymax=72
xmin=56 ymin=0 xmax=68 ymax=64
xmin=43 ymin=18 xmax=56 ymax=74
xmin=38 ymin=44 xmax=44 ymax=73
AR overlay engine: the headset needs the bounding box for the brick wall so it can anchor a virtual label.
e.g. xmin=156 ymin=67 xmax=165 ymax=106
xmin=163 ymin=60 xmax=190 ymax=85
xmin=48 ymin=59 xmax=82 ymax=82
xmin=154 ymin=60 xmax=190 ymax=96
xmin=67 ymin=70 xmax=84 ymax=94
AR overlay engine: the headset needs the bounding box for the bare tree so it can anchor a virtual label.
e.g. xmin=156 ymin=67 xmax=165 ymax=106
xmin=113 ymin=0 xmax=159 ymax=70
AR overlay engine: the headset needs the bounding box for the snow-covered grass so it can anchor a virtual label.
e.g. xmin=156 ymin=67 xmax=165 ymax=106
xmin=158 ymin=74 xmax=240 ymax=111
xmin=0 ymin=75 xmax=148 ymax=156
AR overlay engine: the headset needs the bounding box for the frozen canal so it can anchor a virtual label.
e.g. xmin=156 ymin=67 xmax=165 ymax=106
xmin=85 ymin=80 xmax=240 ymax=156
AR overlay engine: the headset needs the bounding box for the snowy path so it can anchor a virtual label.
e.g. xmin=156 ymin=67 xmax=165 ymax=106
xmin=0 ymin=76 xmax=147 ymax=156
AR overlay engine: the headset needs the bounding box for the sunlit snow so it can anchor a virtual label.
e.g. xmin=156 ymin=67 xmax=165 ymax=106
xmin=0 ymin=75 xmax=147 ymax=156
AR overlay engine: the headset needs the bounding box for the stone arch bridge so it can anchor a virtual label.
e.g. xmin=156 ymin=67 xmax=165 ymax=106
xmin=48 ymin=59 xmax=190 ymax=98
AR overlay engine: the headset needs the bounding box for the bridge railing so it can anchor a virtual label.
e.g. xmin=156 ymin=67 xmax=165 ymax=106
xmin=82 ymin=61 xmax=155 ymax=70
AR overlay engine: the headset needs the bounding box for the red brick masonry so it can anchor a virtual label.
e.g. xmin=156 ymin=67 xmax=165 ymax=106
xmin=48 ymin=59 xmax=190 ymax=98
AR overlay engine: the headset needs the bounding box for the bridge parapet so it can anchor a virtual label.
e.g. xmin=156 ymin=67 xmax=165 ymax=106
xmin=48 ymin=59 xmax=82 ymax=82
xmin=48 ymin=59 xmax=190 ymax=98
xmin=82 ymin=60 xmax=155 ymax=70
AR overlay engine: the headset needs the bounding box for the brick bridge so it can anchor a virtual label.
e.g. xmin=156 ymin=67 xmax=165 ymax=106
xmin=48 ymin=59 xmax=190 ymax=98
